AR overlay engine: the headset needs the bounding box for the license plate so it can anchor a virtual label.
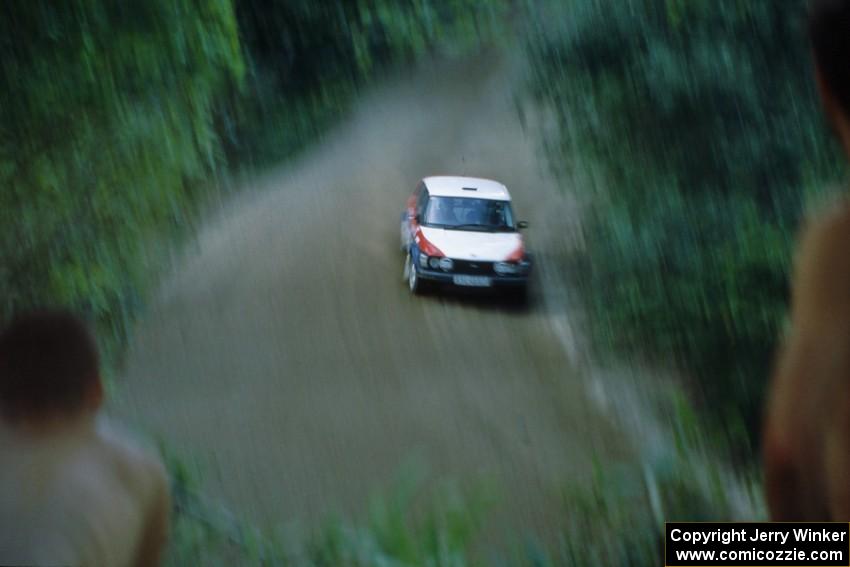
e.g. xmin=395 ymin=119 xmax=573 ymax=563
xmin=453 ymin=275 xmax=492 ymax=287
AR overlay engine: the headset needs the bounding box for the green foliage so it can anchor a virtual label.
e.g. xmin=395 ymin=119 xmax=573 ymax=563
xmin=304 ymin=480 xmax=492 ymax=567
xmin=0 ymin=0 xmax=506 ymax=363
xmin=162 ymin=447 xmax=286 ymax=565
xmin=163 ymin=442 xmax=754 ymax=566
xmin=237 ymin=0 xmax=505 ymax=91
xmin=527 ymin=395 xmax=762 ymax=566
xmin=0 ymin=0 xmax=243 ymax=359
xmin=526 ymin=0 xmax=847 ymax=446
xmin=164 ymin=453 xmax=493 ymax=566
xmin=230 ymin=0 xmax=508 ymax=167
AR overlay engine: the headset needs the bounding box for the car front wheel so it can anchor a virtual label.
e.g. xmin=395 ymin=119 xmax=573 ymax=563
xmin=404 ymin=253 xmax=427 ymax=295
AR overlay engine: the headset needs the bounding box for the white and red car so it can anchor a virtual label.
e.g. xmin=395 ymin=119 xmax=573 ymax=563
xmin=400 ymin=176 xmax=532 ymax=296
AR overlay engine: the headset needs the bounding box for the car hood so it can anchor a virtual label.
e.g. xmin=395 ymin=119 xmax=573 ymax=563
xmin=420 ymin=226 xmax=522 ymax=261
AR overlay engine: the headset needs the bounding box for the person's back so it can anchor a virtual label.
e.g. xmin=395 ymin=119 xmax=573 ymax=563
xmin=764 ymin=0 xmax=850 ymax=521
xmin=765 ymin=204 xmax=850 ymax=520
xmin=0 ymin=310 xmax=169 ymax=566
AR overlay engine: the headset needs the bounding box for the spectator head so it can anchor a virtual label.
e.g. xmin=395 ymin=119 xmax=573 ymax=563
xmin=810 ymin=0 xmax=850 ymax=149
xmin=0 ymin=310 xmax=102 ymax=423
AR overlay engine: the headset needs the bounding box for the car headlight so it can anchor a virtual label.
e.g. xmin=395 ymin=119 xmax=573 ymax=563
xmin=494 ymin=262 xmax=517 ymax=275
xmin=439 ymin=257 xmax=453 ymax=271
xmin=428 ymin=257 xmax=441 ymax=269
xmin=494 ymin=261 xmax=531 ymax=275
xmin=418 ymin=252 xmax=429 ymax=269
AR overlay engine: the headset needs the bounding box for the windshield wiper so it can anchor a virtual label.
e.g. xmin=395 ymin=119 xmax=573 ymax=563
xmin=451 ymin=223 xmax=494 ymax=231
xmin=452 ymin=223 xmax=516 ymax=232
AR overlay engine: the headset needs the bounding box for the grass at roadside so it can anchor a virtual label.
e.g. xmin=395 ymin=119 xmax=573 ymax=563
xmin=163 ymin=451 xmax=494 ymax=566
xmin=158 ymin=375 xmax=761 ymax=567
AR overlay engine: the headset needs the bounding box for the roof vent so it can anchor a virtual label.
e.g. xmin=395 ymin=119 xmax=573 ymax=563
xmin=462 ymin=187 xmax=477 ymax=191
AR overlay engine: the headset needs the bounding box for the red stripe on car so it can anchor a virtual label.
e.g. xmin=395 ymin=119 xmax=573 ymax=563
xmin=505 ymin=242 xmax=525 ymax=262
xmin=414 ymin=228 xmax=444 ymax=257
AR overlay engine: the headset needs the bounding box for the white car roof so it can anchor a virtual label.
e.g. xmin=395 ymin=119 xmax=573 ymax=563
xmin=422 ymin=176 xmax=511 ymax=201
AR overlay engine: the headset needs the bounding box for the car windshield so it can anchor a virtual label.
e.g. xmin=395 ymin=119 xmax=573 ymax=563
xmin=423 ymin=197 xmax=516 ymax=232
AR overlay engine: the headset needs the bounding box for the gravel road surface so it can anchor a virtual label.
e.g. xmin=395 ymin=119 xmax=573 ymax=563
xmin=116 ymin=54 xmax=630 ymax=539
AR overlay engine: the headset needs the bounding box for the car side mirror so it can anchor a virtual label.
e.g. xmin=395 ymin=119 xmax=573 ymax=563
xmin=517 ymin=221 xmax=529 ymax=230
xmin=413 ymin=213 xmax=420 ymax=223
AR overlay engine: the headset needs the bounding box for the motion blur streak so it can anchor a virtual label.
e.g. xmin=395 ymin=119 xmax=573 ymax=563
xmin=116 ymin=55 xmax=630 ymax=537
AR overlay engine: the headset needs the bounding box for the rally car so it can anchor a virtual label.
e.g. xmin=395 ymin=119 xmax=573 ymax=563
xmin=400 ymin=176 xmax=532 ymax=296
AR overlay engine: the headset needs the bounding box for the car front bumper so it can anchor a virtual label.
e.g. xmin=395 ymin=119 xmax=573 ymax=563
xmin=414 ymin=266 xmax=530 ymax=288
xmin=409 ymin=245 xmax=532 ymax=289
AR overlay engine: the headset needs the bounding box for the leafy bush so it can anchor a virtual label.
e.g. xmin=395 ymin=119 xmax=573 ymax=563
xmin=163 ymin=451 xmax=494 ymax=567
xmin=230 ymin=0 xmax=508 ymax=166
xmin=238 ymin=0 xmax=504 ymax=90
xmin=526 ymin=0 xmax=847 ymax=446
xmin=0 ymin=0 xmax=507 ymax=364
xmin=0 ymin=0 xmax=244 ymax=361
xmin=162 ymin=441 xmax=757 ymax=566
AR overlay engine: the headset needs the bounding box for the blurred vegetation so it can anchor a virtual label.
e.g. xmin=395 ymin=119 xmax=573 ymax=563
xmin=525 ymin=0 xmax=847 ymax=450
xmin=0 ymin=0 xmax=244 ymax=367
xmin=0 ymin=0 xmax=504 ymax=368
xmin=160 ymin=411 xmax=757 ymax=566
xmin=233 ymin=0 xmax=506 ymax=165
xmin=163 ymin=449 xmax=496 ymax=566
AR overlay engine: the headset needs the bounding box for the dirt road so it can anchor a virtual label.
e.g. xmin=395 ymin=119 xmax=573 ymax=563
xmin=116 ymin=54 xmax=630 ymax=539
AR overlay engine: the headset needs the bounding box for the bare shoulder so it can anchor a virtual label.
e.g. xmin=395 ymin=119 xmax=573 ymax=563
xmin=94 ymin=419 xmax=168 ymax=496
xmin=91 ymin=420 xmax=171 ymax=565
xmin=792 ymin=202 xmax=850 ymax=323
xmin=798 ymin=202 xmax=850 ymax=259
